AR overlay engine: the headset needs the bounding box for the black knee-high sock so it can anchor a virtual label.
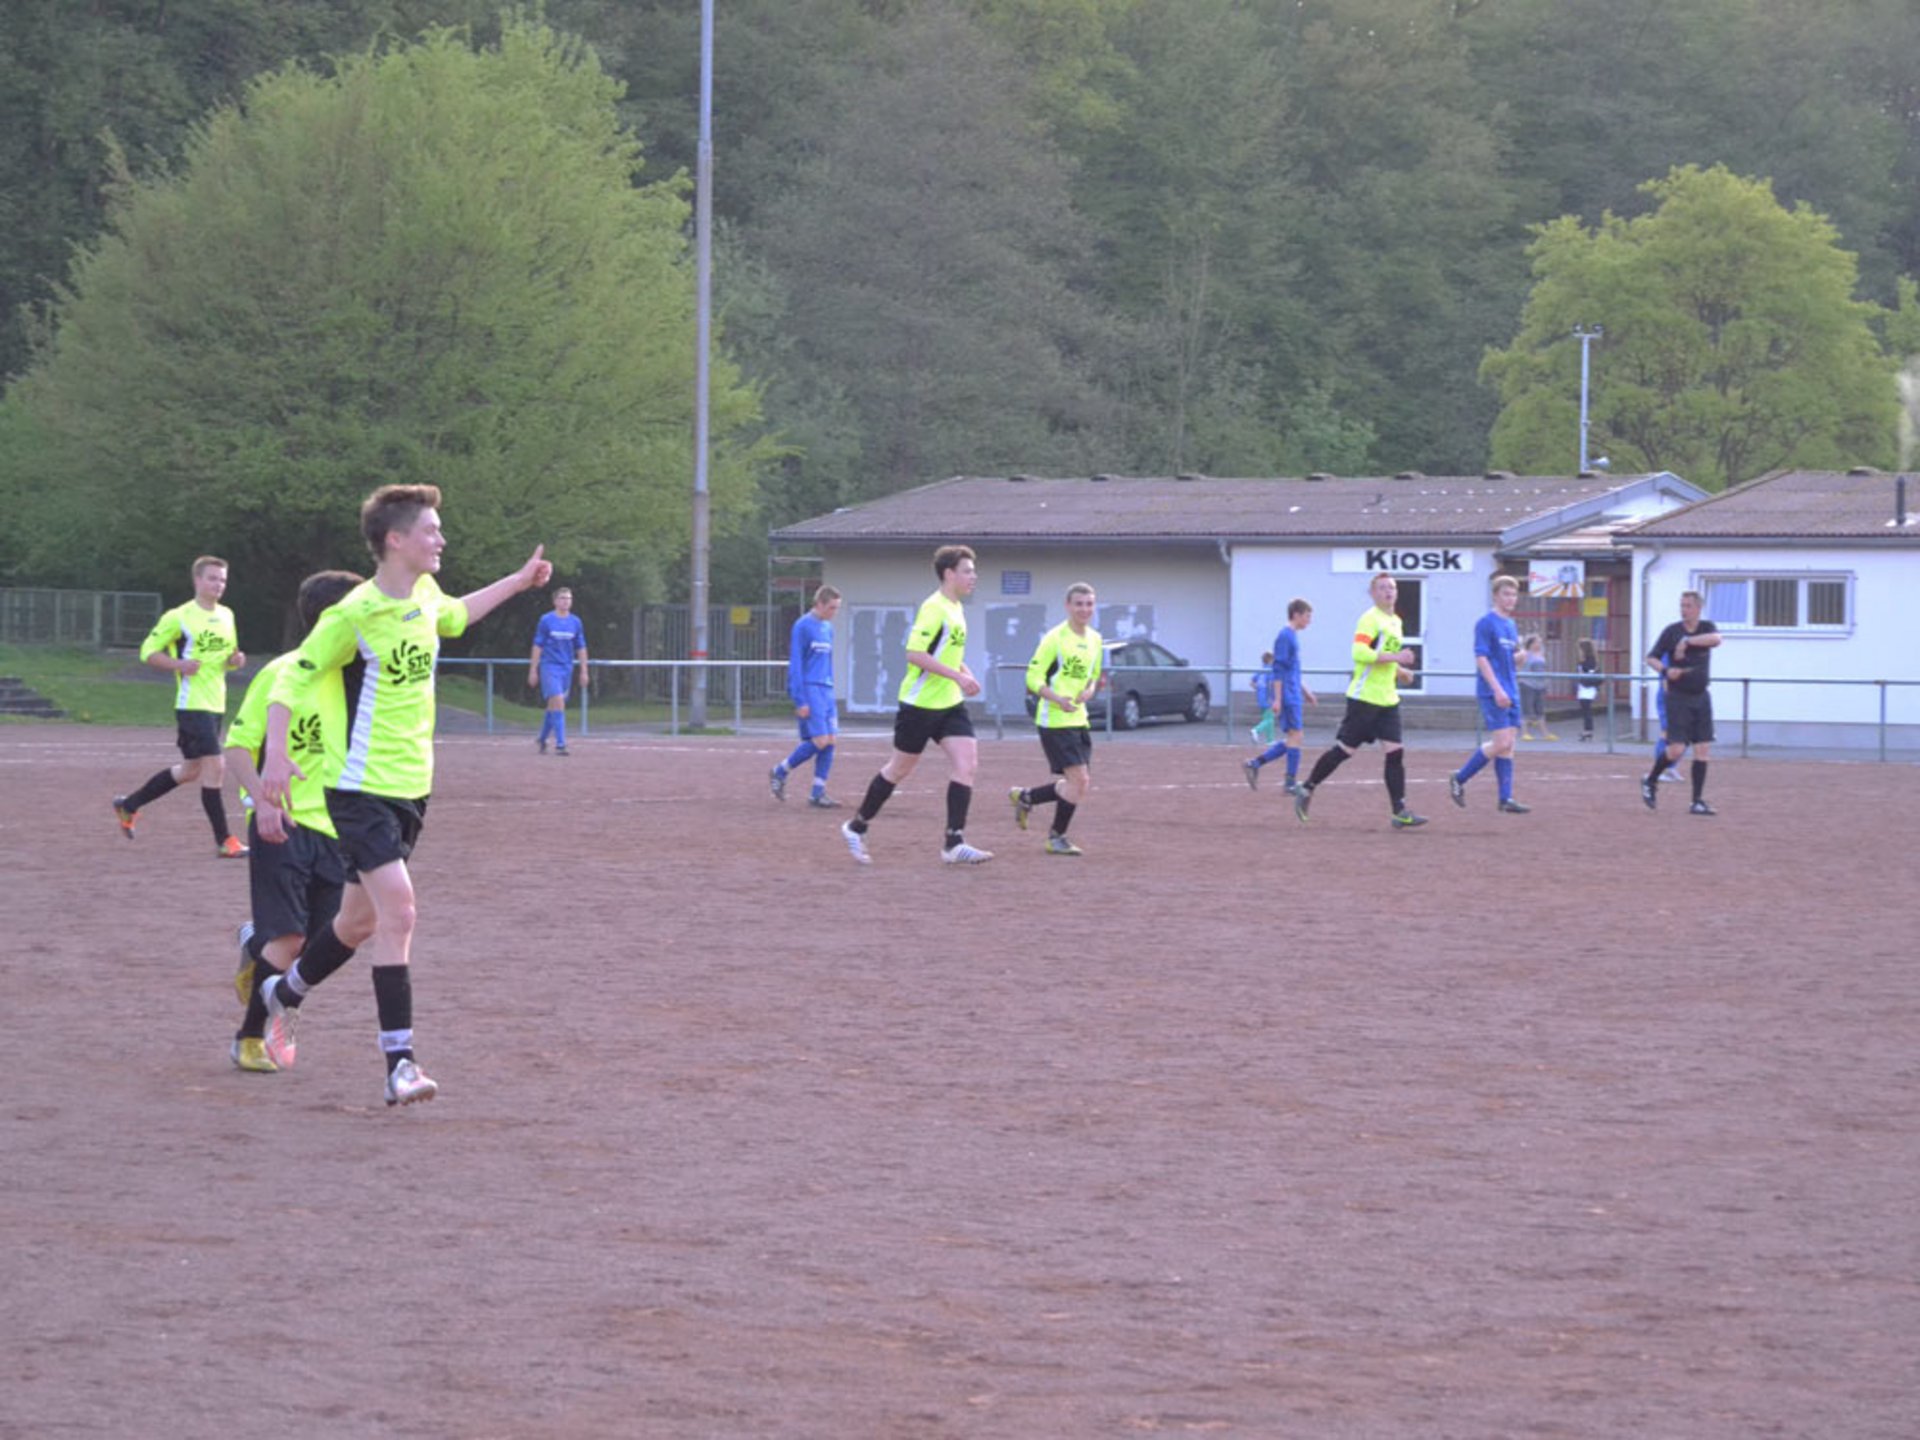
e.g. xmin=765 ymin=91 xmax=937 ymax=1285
xmin=852 ymin=774 xmax=896 ymax=830
xmin=200 ymin=786 xmax=232 ymax=844
xmin=240 ymin=961 xmax=281 ymax=1039
xmin=1690 ymin=758 xmax=1708 ymax=802
xmin=1384 ymin=749 xmax=1407 ymax=811
xmin=1025 ymin=782 xmax=1059 ymax=807
xmin=371 ymin=964 xmax=414 ymax=1071
xmin=124 ymin=768 xmax=179 ymax=811
xmin=945 ymin=781 xmax=972 ymax=848
xmin=1648 ymin=750 xmax=1673 ymax=783
xmin=1052 ymin=799 xmax=1077 ymax=836
xmin=1303 ymin=747 xmax=1347 ymax=790
xmin=283 ymin=923 xmax=358 ymax=1008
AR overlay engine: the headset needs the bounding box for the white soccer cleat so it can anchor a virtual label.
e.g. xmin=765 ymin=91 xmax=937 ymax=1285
xmin=841 ymin=820 xmax=872 ymax=866
xmin=940 ymin=841 xmax=993 ymax=865
xmin=385 ymin=1057 xmax=438 ymax=1107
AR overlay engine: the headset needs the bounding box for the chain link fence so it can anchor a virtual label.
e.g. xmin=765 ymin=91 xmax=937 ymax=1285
xmin=0 ymin=589 xmax=162 ymax=648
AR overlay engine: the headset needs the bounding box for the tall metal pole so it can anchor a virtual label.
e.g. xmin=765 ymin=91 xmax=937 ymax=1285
xmin=690 ymin=0 xmax=715 ymax=727
xmin=1574 ymin=324 xmax=1603 ymax=473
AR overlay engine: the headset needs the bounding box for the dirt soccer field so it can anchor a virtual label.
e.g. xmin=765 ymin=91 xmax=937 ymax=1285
xmin=3 ymin=725 xmax=1917 ymax=1439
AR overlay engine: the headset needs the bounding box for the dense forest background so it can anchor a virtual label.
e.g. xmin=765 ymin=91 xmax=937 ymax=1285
xmin=3 ymin=0 xmax=1917 ymax=637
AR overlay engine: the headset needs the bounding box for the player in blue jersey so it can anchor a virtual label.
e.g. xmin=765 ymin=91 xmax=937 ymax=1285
xmin=527 ymin=587 xmax=589 ymax=755
xmin=1242 ymin=599 xmax=1316 ymax=795
xmin=1447 ymin=574 xmax=1531 ymax=813
xmin=771 ymin=585 xmax=843 ymax=807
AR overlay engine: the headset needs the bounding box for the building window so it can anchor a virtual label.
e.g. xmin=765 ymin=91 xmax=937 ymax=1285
xmin=1699 ymin=574 xmax=1852 ymax=633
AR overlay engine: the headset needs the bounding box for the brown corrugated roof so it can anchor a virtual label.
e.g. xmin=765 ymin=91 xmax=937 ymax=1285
xmin=770 ymin=473 xmax=1645 ymax=544
xmin=1623 ymin=469 xmax=1920 ymax=541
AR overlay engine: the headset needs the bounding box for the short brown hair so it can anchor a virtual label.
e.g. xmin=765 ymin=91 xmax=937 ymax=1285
xmin=1287 ymin=597 xmax=1312 ymax=618
xmin=296 ymin=570 xmax=364 ymax=631
xmin=192 ymin=555 xmax=229 ymax=578
xmin=1065 ymin=582 xmax=1095 ymax=602
xmin=813 ymin=584 xmax=841 ymax=608
xmin=933 ymin=544 xmax=976 ymax=581
xmin=360 ymin=484 xmax=442 ymax=562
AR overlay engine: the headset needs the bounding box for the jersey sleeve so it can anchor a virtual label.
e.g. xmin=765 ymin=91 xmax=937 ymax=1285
xmin=1351 ymin=611 xmax=1384 ymax=666
xmin=225 ymin=664 xmax=277 ymax=761
xmin=1024 ymin=627 xmax=1061 ymax=694
xmin=788 ymin=618 xmax=808 ymax=703
xmin=138 ymin=605 xmax=184 ymax=663
xmin=436 ymin=591 xmax=470 ymax=639
xmin=270 ymin=605 xmax=359 ymax=716
xmin=906 ymin=596 xmax=945 ymax=655
xmin=533 ymin=614 xmax=553 ymax=651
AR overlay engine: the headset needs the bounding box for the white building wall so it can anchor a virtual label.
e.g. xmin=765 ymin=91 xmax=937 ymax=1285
xmin=1631 ymin=543 xmax=1920 ymax=742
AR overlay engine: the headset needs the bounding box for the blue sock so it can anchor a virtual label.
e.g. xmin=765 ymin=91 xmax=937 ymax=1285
xmin=553 ymin=713 xmax=567 ymax=748
xmin=1495 ymin=757 xmax=1514 ymax=802
xmin=813 ymin=745 xmax=835 ymax=791
xmin=1284 ymin=746 xmax=1300 ymax=780
xmin=784 ymin=739 xmax=819 ymax=771
xmin=1259 ymin=741 xmax=1287 ymax=765
xmin=537 ymin=713 xmax=553 ymax=744
xmin=1455 ymin=748 xmax=1490 ymax=784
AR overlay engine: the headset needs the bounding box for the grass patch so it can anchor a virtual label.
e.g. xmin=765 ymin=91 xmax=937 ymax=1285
xmin=0 ymin=644 xmax=175 ymax=725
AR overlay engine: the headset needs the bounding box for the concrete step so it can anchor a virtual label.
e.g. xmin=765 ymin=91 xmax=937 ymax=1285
xmin=0 ymin=677 xmax=67 ymax=718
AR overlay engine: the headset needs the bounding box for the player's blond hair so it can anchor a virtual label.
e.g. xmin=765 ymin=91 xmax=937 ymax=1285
xmin=1491 ymin=574 xmax=1520 ymax=595
xmin=191 ymin=555 xmax=229 ymax=578
xmin=813 ymin=584 xmax=841 ymax=608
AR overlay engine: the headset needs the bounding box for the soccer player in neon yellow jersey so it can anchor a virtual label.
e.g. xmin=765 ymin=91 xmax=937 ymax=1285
xmin=222 ymin=568 xmax=363 ymax=1074
xmin=1009 ymin=582 xmax=1103 ymax=855
xmin=111 ymin=555 xmax=248 ymax=857
xmin=841 ymin=544 xmax=992 ymax=865
xmin=1293 ymin=571 xmax=1428 ymax=829
xmin=257 ymin=484 xmax=553 ymax=1107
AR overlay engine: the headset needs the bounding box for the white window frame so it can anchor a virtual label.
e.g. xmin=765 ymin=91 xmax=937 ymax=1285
xmin=1694 ymin=572 xmax=1854 ymax=636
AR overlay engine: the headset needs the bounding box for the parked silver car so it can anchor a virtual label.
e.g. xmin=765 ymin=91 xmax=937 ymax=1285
xmin=1025 ymin=639 xmax=1211 ymax=730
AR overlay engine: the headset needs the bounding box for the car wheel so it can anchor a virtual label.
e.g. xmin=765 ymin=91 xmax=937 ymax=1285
xmin=1118 ymin=693 xmax=1142 ymax=730
xmin=1184 ymin=686 xmax=1210 ymax=723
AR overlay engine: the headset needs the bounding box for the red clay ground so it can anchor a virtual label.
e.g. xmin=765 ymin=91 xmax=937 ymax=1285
xmin=3 ymin=725 xmax=1917 ymax=1439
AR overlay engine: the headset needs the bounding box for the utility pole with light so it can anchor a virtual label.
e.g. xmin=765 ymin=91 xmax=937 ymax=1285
xmin=1573 ymin=324 xmax=1604 ymax=474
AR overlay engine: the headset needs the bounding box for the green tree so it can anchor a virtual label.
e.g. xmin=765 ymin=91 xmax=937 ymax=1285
xmin=4 ymin=19 xmax=765 ymax=643
xmin=1482 ymin=165 xmax=1900 ymax=488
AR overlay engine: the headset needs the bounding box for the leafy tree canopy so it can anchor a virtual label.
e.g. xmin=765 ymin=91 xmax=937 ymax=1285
xmin=1482 ymin=164 xmax=1900 ymax=489
xmin=4 ymin=17 xmax=765 ymax=643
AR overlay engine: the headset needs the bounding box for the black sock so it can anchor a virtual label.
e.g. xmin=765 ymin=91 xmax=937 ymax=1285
xmin=246 ymin=928 xmax=269 ymax=965
xmin=1648 ymin=752 xmax=1672 ymax=783
xmin=124 ymin=768 xmax=179 ymax=811
xmin=853 ymin=774 xmax=896 ymax=828
xmin=1026 ymin=782 xmax=1059 ymax=807
xmin=200 ymin=787 xmax=231 ymax=844
xmin=240 ymin=963 xmax=279 ymax=1039
xmin=371 ymin=965 xmax=414 ymax=1071
xmin=1052 ymin=799 xmax=1077 ymax=836
xmin=1691 ymin=759 xmax=1708 ymax=802
xmin=945 ymin=781 xmax=972 ymax=841
xmin=1304 ymin=747 xmax=1347 ymax=790
xmin=1385 ymin=750 xmax=1407 ymax=811
xmin=289 ymin=924 xmax=358 ymax=1003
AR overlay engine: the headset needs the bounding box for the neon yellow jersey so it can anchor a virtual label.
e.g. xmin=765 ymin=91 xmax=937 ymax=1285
xmin=1347 ymin=605 xmax=1405 ymax=707
xmin=228 ymin=652 xmax=340 ymax=838
xmin=898 ymin=589 xmax=969 ymax=709
xmin=1026 ymin=621 xmax=1102 ymax=729
xmin=139 ymin=600 xmax=239 ymax=713
xmin=270 ymin=575 xmax=469 ymax=800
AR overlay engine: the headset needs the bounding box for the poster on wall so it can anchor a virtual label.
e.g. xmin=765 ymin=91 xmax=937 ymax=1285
xmin=1527 ymin=560 xmax=1586 ymax=597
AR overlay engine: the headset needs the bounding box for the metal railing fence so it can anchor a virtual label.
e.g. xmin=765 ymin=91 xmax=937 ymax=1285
xmin=1 ymin=588 xmax=163 ymax=648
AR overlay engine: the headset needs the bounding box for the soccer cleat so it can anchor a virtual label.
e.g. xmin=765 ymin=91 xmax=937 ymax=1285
xmin=1009 ymin=786 xmax=1033 ymax=830
xmin=1448 ymin=775 xmax=1467 ymax=809
xmin=1282 ymin=777 xmax=1302 ymax=797
xmin=554 ymin=745 xmax=570 ymax=757
xmin=1543 ymin=732 xmax=1560 ymax=741
xmin=1689 ymin=800 xmax=1716 ymax=816
xmin=941 ymin=841 xmax=993 ymax=865
xmin=769 ymin=765 xmax=787 ymax=801
xmin=385 ymin=1057 xmax=438 ymax=1107
xmin=1660 ymin=770 xmax=1683 ymax=783
xmin=1292 ymin=786 xmax=1312 ymax=824
xmin=1640 ymin=777 xmax=1658 ymax=811
xmin=1497 ymin=799 xmax=1532 ymax=814
xmin=219 ymin=835 xmax=249 ymax=859
xmin=538 ymin=738 xmax=547 ymax=754
xmin=841 ymin=820 xmax=872 ymax=866
xmin=230 ymin=1037 xmax=278 ymax=1074
xmin=259 ymin=973 xmax=298 ymax=1070
xmin=1390 ymin=807 xmax=1429 ymax=829
xmin=112 ymin=796 xmax=137 ymax=839
xmin=807 ymin=792 xmax=842 ymax=809
xmin=1248 ymin=727 xmax=1260 ymax=744
xmin=234 ymin=921 xmax=256 ymax=1007
xmin=1242 ymin=759 xmax=1260 ymax=791
xmin=1044 ymin=834 xmax=1083 ymax=856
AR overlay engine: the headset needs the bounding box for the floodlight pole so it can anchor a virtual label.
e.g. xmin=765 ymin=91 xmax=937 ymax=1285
xmin=1574 ymin=324 xmax=1603 ymax=473
xmin=689 ymin=0 xmax=715 ymax=728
